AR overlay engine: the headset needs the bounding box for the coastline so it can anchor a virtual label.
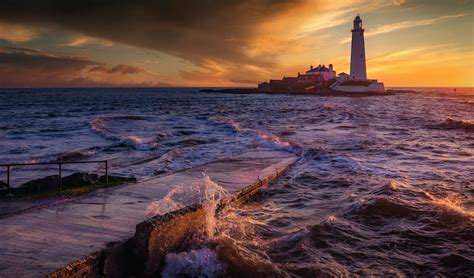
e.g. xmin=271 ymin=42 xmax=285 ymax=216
xmin=0 ymin=149 xmax=298 ymax=277
xmin=199 ymin=88 xmax=417 ymax=96
xmin=49 ymin=159 xmax=294 ymax=277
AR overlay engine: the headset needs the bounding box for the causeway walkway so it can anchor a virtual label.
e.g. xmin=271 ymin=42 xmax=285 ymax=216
xmin=0 ymin=149 xmax=297 ymax=277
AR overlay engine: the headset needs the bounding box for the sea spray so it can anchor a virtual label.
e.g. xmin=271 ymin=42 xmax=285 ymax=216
xmin=423 ymin=191 xmax=474 ymax=221
xmin=157 ymin=173 xmax=284 ymax=276
xmin=161 ymin=248 xmax=226 ymax=278
xmin=159 ymin=174 xmax=229 ymax=276
xmin=200 ymin=174 xmax=229 ymax=237
xmin=145 ymin=173 xmax=228 ymax=218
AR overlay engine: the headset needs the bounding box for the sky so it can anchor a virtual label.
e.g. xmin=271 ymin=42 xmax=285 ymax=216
xmin=0 ymin=0 xmax=472 ymax=88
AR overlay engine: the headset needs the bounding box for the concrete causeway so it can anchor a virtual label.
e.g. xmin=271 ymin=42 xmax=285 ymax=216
xmin=0 ymin=149 xmax=297 ymax=277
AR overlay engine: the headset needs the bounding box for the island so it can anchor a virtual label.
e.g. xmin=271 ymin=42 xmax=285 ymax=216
xmin=202 ymin=15 xmax=410 ymax=96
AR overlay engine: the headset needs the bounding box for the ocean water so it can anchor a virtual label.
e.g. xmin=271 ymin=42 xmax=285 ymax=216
xmin=0 ymin=88 xmax=473 ymax=276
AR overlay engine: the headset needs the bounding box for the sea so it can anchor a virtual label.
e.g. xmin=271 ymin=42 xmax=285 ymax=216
xmin=0 ymin=87 xmax=473 ymax=277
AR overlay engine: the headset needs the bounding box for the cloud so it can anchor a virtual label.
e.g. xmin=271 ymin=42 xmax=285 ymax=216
xmin=0 ymin=47 xmax=163 ymax=87
xmin=63 ymin=36 xmax=90 ymax=47
xmin=341 ymin=13 xmax=466 ymax=43
xmin=393 ymin=0 xmax=406 ymax=6
xmin=89 ymin=64 xmax=143 ymax=75
xmin=0 ymin=22 xmax=39 ymax=42
xmin=298 ymin=7 xmax=356 ymax=34
xmin=62 ymin=35 xmax=114 ymax=47
xmin=0 ymin=0 xmax=317 ymax=69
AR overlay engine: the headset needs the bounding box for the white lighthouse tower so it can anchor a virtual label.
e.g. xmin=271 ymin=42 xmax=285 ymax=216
xmin=350 ymin=15 xmax=367 ymax=80
xmin=333 ymin=15 xmax=385 ymax=93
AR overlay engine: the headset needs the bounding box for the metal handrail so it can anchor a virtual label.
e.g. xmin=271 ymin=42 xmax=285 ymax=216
xmin=1 ymin=160 xmax=108 ymax=191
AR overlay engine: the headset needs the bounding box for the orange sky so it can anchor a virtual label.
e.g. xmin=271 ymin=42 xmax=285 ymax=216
xmin=0 ymin=0 xmax=472 ymax=88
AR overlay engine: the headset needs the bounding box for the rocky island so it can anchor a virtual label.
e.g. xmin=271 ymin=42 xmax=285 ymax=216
xmin=203 ymin=15 xmax=400 ymax=96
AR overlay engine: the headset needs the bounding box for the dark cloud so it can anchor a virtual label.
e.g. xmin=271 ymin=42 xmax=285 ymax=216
xmin=0 ymin=47 xmax=158 ymax=87
xmin=0 ymin=0 xmax=305 ymax=67
xmin=0 ymin=47 xmax=96 ymax=83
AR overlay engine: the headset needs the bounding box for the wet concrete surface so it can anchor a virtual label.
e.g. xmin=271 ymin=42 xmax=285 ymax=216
xmin=0 ymin=149 xmax=297 ymax=277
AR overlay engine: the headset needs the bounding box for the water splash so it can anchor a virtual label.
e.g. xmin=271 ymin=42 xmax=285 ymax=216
xmin=326 ymin=215 xmax=337 ymax=222
xmin=158 ymin=175 xmax=230 ymax=277
xmin=424 ymin=192 xmax=474 ymax=221
xmin=200 ymin=174 xmax=228 ymax=237
xmin=145 ymin=186 xmax=185 ymax=216
xmin=161 ymin=248 xmax=226 ymax=278
xmin=145 ymin=173 xmax=228 ymax=235
xmin=387 ymin=180 xmax=399 ymax=190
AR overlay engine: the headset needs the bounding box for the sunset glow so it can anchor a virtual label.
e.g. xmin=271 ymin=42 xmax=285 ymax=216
xmin=0 ymin=0 xmax=472 ymax=87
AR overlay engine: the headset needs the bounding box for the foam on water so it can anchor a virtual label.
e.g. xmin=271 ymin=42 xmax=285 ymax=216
xmin=162 ymin=248 xmax=226 ymax=278
xmin=210 ymin=116 xmax=298 ymax=153
xmin=90 ymin=115 xmax=159 ymax=149
xmin=145 ymin=173 xmax=228 ymax=226
xmin=1 ymin=88 xmax=473 ymax=276
xmin=424 ymin=191 xmax=474 ymax=221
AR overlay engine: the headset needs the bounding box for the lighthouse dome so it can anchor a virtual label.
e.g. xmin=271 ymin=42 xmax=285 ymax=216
xmin=353 ymin=15 xmax=363 ymax=30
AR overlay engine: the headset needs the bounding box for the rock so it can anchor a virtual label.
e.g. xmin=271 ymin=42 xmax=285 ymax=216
xmin=9 ymin=172 xmax=135 ymax=196
xmin=98 ymin=175 xmax=136 ymax=184
xmin=0 ymin=181 xmax=8 ymax=189
xmin=198 ymin=89 xmax=216 ymax=93
xmin=61 ymin=172 xmax=99 ymax=188
xmin=0 ymin=181 xmax=9 ymax=196
xmin=153 ymin=170 xmax=167 ymax=176
xmin=19 ymin=175 xmax=60 ymax=194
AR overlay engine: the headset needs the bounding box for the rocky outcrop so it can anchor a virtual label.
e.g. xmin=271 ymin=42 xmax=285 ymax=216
xmin=0 ymin=181 xmax=8 ymax=190
xmin=15 ymin=175 xmax=60 ymax=195
xmin=1 ymin=172 xmax=136 ymax=197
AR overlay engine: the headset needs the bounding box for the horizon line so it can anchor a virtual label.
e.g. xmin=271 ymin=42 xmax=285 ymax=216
xmin=0 ymin=86 xmax=472 ymax=90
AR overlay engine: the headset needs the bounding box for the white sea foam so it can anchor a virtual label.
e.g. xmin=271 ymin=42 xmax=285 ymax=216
xmin=162 ymin=247 xmax=226 ymax=278
xmin=145 ymin=173 xmax=228 ymax=231
xmin=211 ymin=116 xmax=296 ymax=152
xmin=90 ymin=116 xmax=158 ymax=149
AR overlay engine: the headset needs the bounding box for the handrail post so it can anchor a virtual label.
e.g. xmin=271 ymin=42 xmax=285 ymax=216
xmin=58 ymin=163 xmax=62 ymax=192
xmin=7 ymin=165 xmax=10 ymax=188
xmin=105 ymin=161 xmax=108 ymax=186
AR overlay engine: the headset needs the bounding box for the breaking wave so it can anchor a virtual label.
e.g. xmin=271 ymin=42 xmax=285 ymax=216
xmin=211 ymin=116 xmax=299 ymax=153
xmin=432 ymin=118 xmax=474 ymax=132
xmin=90 ymin=115 xmax=160 ymax=149
xmin=423 ymin=191 xmax=474 ymax=221
xmin=146 ymin=173 xmax=228 ymax=222
xmin=162 ymin=248 xmax=226 ymax=278
xmin=57 ymin=148 xmax=98 ymax=161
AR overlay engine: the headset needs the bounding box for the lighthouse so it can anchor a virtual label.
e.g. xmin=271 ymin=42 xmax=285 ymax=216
xmin=350 ymin=15 xmax=367 ymax=80
xmin=333 ymin=15 xmax=385 ymax=93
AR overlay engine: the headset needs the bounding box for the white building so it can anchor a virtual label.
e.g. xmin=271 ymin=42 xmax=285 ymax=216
xmin=305 ymin=64 xmax=336 ymax=80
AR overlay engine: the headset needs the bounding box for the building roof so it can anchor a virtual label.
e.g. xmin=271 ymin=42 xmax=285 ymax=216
xmin=306 ymin=65 xmax=330 ymax=73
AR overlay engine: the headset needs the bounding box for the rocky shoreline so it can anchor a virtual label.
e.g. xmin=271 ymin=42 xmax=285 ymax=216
xmin=199 ymin=88 xmax=416 ymax=96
